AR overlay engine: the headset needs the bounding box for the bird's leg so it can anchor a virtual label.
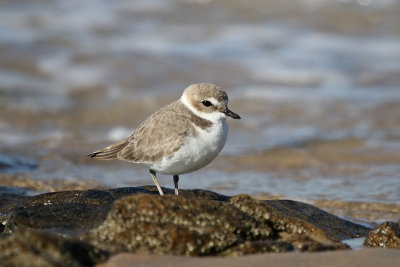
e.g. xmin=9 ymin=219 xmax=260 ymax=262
xmin=173 ymin=175 xmax=179 ymax=196
xmin=150 ymin=170 xmax=164 ymax=196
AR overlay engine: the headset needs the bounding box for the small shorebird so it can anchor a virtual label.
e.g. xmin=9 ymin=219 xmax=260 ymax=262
xmin=88 ymin=83 xmax=240 ymax=195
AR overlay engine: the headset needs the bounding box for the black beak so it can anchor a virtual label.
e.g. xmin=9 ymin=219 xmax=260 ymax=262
xmin=224 ymin=108 xmax=241 ymax=119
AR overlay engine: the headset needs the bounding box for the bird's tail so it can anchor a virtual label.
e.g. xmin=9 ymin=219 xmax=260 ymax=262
xmin=87 ymin=139 xmax=128 ymax=160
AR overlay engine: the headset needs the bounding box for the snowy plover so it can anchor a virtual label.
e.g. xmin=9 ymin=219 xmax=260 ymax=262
xmin=88 ymin=83 xmax=240 ymax=195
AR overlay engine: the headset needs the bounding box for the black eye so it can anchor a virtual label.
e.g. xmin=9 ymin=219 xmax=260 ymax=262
xmin=202 ymin=100 xmax=212 ymax=107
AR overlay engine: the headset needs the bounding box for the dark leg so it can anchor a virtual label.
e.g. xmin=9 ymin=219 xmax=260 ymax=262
xmin=173 ymin=175 xmax=179 ymax=196
xmin=150 ymin=170 xmax=164 ymax=196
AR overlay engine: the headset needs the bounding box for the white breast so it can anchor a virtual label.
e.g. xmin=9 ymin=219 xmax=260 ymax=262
xmin=151 ymin=120 xmax=228 ymax=175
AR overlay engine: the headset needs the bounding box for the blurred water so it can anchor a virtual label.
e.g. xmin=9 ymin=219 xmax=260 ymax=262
xmin=0 ymin=0 xmax=399 ymax=204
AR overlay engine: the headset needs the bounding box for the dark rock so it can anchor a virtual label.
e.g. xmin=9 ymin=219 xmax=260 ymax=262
xmin=0 ymin=229 xmax=109 ymax=267
xmin=1 ymin=186 xmax=372 ymax=258
xmin=0 ymin=189 xmax=30 ymax=215
xmin=92 ymin=193 xmax=363 ymax=256
xmin=261 ymin=199 xmax=370 ymax=240
xmin=2 ymin=186 xmax=230 ymax=234
xmin=364 ymin=221 xmax=400 ymax=248
xmin=283 ymin=235 xmax=349 ymax=252
xmin=0 ymin=187 xmax=32 ymax=232
xmin=93 ymin=194 xmax=276 ymax=256
xmin=220 ymin=236 xmax=348 ymax=256
xmin=139 ymin=186 xmax=230 ymax=201
xmin=3 ymin=187 xmax=152 ymax=234
xmin=221 ymin=240 xmax=294 ymax=256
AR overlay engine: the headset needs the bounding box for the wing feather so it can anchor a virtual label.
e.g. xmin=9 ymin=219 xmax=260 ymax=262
xmin=89 ymin=100 xmax=199 ymax=164
xmin=87 ymin=139 xmax=129 ymax=160
xmin=117 ymin=101 xmax=192 ymax=163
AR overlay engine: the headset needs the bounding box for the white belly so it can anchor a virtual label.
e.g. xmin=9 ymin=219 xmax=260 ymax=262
xmin=150 ymin=120 xmax=228 ymax=175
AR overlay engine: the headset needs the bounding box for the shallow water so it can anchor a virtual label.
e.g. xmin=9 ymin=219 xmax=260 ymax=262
xmin=0 ymin=0 xmax=400 ymax=207
xmin=342 ymin=237 xmax=366 ymax=250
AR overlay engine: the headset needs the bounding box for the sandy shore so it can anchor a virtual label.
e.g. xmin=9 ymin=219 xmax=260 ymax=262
xmin=99 ymin=248 xmax=400 ymax=267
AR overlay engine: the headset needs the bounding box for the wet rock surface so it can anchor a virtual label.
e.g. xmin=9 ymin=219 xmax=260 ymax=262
xmin=364 ymin=221 xmax=400 ymax=249
xmin=0 ymin=186 xmax=380 ymax=266
xmin=93 ymin=194 xmax=361 ymax=256
xmin=2 ymin=187 xmax=153 ymax=233
xmin=260 ymin=199 xmax=369 ymax=240
xmin=0 ymin=229 xmax=108 ymax=267
xmin=94 ymin=194 xmax=277 ymax=256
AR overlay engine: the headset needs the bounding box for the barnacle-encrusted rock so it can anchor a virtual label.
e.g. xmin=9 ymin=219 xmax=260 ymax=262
xmin=93 ymin=194 xmax=275 ymax=256
xmin=2 ymin=187 xmax=152 ymax=233
xmin=0 ymin=229 xmax=108 ymax=267
xmin=0 ymin=186 xmax=372 ymax=264
xmin=364 ymin=221 xmax=400 ymax=248
xmin=92 ymin=192 xmax=366 ymax=255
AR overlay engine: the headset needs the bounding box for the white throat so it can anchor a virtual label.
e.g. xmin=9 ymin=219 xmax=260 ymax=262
xmin=181 ymin=92 xmax=226 ymax=123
